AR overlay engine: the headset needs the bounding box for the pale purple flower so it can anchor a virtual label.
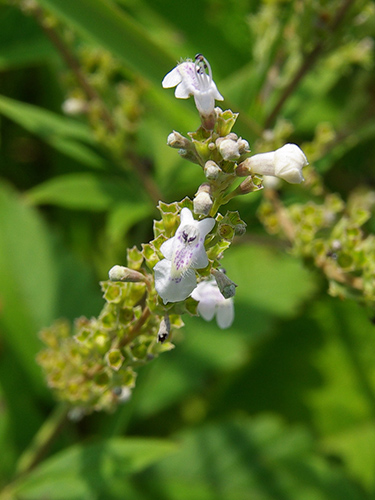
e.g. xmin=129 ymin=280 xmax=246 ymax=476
xmin=154 ymin=208 xmax=215 ymax=304
xmin=191 ymin=280 xmax=234 ymax=329
xmin=162 ymin=54 xmax=224 ymax=116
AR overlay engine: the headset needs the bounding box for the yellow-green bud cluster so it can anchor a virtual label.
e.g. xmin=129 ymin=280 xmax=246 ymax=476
xmin=259 ymin=188 xmax=375 ymax=308
xmin=37 ymin=246 xmax=180 ymax=415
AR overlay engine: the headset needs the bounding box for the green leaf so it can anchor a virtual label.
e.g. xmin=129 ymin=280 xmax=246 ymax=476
xmin=36 ymin=0 xmax=176 ymax=84
xmin=0 ymin=94 xmax=105 ymax=168
xmin=0 ymin=181 xmax=57 ymax=387
xmin=0 ymin=94 xmax=92 ymax=142
xmin=224 ymin=244 xmax=317 ymax=317
xmin=0 ymin=6 xmax=57 ymax=70
xmin=106 ymin=203 xmax=152 ymax=243
xmin=26 ymin=173 xmax=149 ymax=211
xmin=306 ymin=299 xmax=375 ymax=490
xmin=137 ymin=416 xmax=366 ymax=500
xmin=13 ymin=437 xmax=177 ymax=499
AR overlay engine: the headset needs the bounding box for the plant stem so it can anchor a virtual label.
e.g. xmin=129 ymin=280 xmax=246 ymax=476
xmin=32 ymin=5 xmax=116 ymax=132
xmin=264 ymin=188 xmax=363 ymax=292
xmin=119 ymin=306 xmax=152 ymax=347
xmin=30 ymin=4 xmax=163 ymax=206
xmin=0 ymin=404 xmax=70 ymax=499
xmin=264 ymin=0 xmax=356 ymax=128
xmin=15 ymin=403 xmax=69 ymax=478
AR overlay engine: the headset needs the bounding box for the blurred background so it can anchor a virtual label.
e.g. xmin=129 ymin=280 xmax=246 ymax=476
xmin=1 ymin=0 xmax=375 ymax=498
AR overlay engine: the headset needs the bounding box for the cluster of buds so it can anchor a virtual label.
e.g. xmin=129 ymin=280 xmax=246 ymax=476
xmin=259 ymin=186 xmax=375 ymax=308
xmin=38 ymin=248 xmax=178 ymax=415
xmin=163 ymin=55 xmax=308 ymax=225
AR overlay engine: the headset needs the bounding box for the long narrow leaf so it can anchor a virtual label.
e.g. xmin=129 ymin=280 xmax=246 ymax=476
xmin=36 ymin=0 xmax=177 ymax=84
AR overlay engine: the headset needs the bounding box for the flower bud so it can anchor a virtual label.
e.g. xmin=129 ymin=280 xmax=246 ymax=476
xmin=62 ymin=97 xmax=87 ymax=115
xmin=194 ymin=183 xmax=213 ymax=216
xmin=217 ymin=137 xmax=240 ymax=161
xmin=236 ymin=152 xmax=275 ymax=177
xmin=211 ymin=269 xmax=237 ymax=299
xmin=262 ymin=175 xmax=281 ymax=189
xmin=157 ymin=315 xmax=170 ymax=343
xmin=178 ymin=148 xmax=201 ymax=165
xmin=167 ymin=130 xmax=191 ymax=149
xmin=108 ymin=265 xmax=145 ymax=283
xmin=204 ymin=160 xmax=221 ymax=180
xmin=237 ymin=176 xmax=263 ymax=195
xmin=273 ymin=144 xmax=308 ymax=184
xmin=216 ymin=134 xmax=250 ymax=161
xmin=236 ymin=144 xmax=307 ymax=184
xmin=237 ymin=138 xmax=250 ymax=154
xmin=113 ymin=386 xmax=132 ymax=403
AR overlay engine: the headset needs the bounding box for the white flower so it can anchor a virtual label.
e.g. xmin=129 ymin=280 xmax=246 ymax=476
xmin=273 ymin=144 xmax=308 ymax=184
xmin=162 ymin=54 xmax=224 ymax=116
xmin=191 ymin=280 xmax=234 ymax=329
xmin=236 ymin=143 xmax=308 ymax=184
xmin=154 ymin=208 xmax=215 ymax=304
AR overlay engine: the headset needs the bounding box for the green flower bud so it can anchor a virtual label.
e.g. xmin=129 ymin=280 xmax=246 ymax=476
xmin=108 ymin=265 xmax=145 ymax=283
xmin=211 ymin=269 xmax=237 ymax=299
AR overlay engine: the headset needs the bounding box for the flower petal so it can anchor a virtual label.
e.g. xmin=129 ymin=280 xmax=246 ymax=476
xmin=175 ymin=81 xmax=193 ymax=99
xmin=160 ymin=237 xmax=174 ymax=260
xmin=162 ymin=67 xmax=182 ymax=88
xmin=154 ymin=259 xmax=197 ymax=304
xmin=191 ymin=242 xmax=209 ymax=269
xmin=194 ymin=92 xmax=216 ymax=115
xmin=197 ymin=217 xmax=215 ymax=237
xmin=212 ymin=83 xmax=224 ymax=101
xmin=216 ymin=300 xmax=234 ymax=329
xmin=197 ymin=299 xmax=216 ymax=321
xmin=180 ymin=207 xmax=194 ymax=225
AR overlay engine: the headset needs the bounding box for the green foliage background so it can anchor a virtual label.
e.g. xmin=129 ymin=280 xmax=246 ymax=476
xmin=1 ymin=0 xmax=375 ymax=498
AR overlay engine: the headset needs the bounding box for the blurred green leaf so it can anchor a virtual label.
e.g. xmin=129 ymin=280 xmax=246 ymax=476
xmin=306 ymin=299 xmax=375 ymax=490
xmin=0 ymin=95 xmax=106 ymax=168
xmin=0 ymin=6 xmax=57 ymax=70
xmin=224 ymin=243 xmax=317 ymax=317
xmin=25 ymin=172 xmax=149 ymax=211
xmin=0 ymin=95 xmax=92 ymax=142
xmin=0 ymin=181 xmax=57 ymax=387
xmin=136 ymin=415 xmax=367 ymax=500
xmin=36 ymin=0 xmax=176 ymax=83
xmin=13 ymin=437 xmax=177 ymax=500
xmin=106 ymin=203 xmax=152 ymax=244
xmin=0 ymin=39 xmax=56 ymax=72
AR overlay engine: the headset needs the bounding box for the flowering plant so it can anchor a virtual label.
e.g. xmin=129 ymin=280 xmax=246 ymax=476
xmin=3 ymin=2 xmax=375 ymax=497
xmin=37 ymin=53 xmax=309 ymax=416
